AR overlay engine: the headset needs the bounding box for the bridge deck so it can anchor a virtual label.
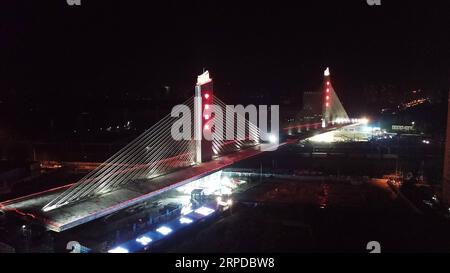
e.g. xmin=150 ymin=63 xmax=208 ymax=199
xmin=0 ymin=145 xmax=276 ymax=232
xmin=0 ymin=124 xmax=347 ymax=232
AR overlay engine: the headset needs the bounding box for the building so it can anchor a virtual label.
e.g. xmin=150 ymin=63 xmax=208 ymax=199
xmin=300 ymin=91 xmax=322 ymax=121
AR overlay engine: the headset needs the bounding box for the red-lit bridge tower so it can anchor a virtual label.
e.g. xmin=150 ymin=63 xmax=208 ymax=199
xmin=322 ymin=67 xmax=332 ymax=127
xmin=194 ymin=71 xmax=214 ymax=163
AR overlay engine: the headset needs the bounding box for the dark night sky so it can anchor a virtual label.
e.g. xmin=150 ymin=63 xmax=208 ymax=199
xmin=0 ymin=0 xmax=449 ymax=113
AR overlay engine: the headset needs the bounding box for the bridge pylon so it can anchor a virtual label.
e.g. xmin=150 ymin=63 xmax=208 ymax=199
xmin=194 ymin=71 xmax=214 ymax=163
xmin=321 ymin=67 xmax=349 ymax=127
xmin=322 ymin=67 xmax=332 ymax=127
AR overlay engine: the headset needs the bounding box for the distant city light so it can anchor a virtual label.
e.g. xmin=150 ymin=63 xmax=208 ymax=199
xmin=422 ymin=140 xmax=430 ymax=144
xmin=204 ymin=93 xmax=210 ymax=99
xmin=204 ymin=114 xmax=210 ymax=120
xmin=136 ymin=236 xmax=152 ymax=246
xmin=195 ymin=206 xmax=215 ymax=216
xmin=204 ymin=104 xmax=210 ymax=110
xmin=179 ymin=217 xmax=193 ymax=224
xmin=156 ymin=226 xmax=172 ymax=236
xmin=326 ymin=88 xmax=330 ymax=93
xmin=108 ymin=247 xmax=129 ymax=253
xmin=326 ymin=81 xmax=330 ymax=86
xmin=204 ymin=124 xmax=210 ymax=130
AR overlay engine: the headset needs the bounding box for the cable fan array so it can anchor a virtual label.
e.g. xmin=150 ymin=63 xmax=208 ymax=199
xmin=43 ymin=95 xmax=261 ymax=211
xmin=43 ymin=97 xmax=196 ymax=211
xmin=212 ymin=97 xmax=260 ymax=156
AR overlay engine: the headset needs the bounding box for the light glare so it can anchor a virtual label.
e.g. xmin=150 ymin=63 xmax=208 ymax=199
xmin=195 ymin=206 xmax=215 ymax=216
xmin=156 ymin=226 xmax=172 ymax=236
xmin=269 ymin=134 xmax=278 ymax=143
xmin=136 ymin=236 xmax=152 ymax=246
xmin=179 ymin=217 xmax=193 ymax=224
xmin=108 ymin=247 xmax=129 ymax=253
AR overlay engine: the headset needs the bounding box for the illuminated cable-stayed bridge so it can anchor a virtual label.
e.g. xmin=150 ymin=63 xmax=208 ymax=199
xmin=0 ymin=67 xmax=360 ymax=232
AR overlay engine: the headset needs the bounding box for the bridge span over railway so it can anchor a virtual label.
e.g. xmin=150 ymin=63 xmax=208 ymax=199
xmin=0 ymin=68 xmax=359 ymax=232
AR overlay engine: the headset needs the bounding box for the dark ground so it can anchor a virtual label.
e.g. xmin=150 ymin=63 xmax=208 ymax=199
xmin=164 ymin=178 xmax=450 ymax=253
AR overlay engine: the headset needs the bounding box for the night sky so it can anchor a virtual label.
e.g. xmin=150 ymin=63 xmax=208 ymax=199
xmin=0 ymin=0 xmax=449 ymax=126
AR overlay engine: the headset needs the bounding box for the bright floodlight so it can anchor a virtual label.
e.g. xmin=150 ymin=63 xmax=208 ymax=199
xmin=269 ymin=134 xmax=278 ymax=143
xmin=195 ymin=206 xmax=215 ymax=216
xmin=136 ymin=236 xmax=152 ymax=246
xmin=179 ymin=217 xmax=193 ymax=224
xmin=156 ymin=226 xmax=172 ymax=236
xmin=360 ymin=117 xmax=369 ymax=124
xmin=108 ymin=246 xmax=129 ymax=253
